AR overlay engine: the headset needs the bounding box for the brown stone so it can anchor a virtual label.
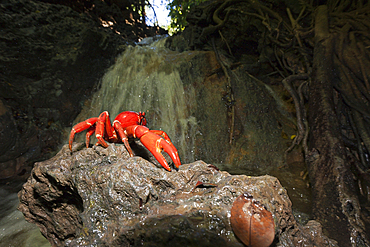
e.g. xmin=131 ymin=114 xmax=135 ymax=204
xmin=18 ymin=143 xmax=337 ymax=246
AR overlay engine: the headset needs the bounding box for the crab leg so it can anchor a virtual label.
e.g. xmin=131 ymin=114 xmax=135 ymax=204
xmin=95 ymin=111 xmax=119 ymax=148
xmin=69 ymin=117 xmax=98 ymax=151
xmin=85 ymin=126 xmax=96 ymax=148
xmin=124 ymin=125 xmax=181 ymax=171
xmin=113 ymin=120 xmax=134 ymax=157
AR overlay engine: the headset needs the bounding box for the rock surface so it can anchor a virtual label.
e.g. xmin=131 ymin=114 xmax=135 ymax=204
xmin=18 ymin=143 xmax=337 ymax=246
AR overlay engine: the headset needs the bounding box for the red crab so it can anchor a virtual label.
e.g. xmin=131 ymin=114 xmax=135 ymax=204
xmin=69 ymin=111 xmax=181 ymax=171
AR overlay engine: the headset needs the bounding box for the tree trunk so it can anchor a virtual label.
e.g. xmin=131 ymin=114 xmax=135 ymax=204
xmin=307 ymin=5 xmax=369 ymax=246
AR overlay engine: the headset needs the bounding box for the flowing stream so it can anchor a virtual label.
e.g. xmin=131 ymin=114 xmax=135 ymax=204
xmin=0 ymin=182 xmax=50 ymax=247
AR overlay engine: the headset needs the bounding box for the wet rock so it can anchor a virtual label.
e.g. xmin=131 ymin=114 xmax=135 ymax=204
xmin=18 ymin=143 xmax=337 ymax=246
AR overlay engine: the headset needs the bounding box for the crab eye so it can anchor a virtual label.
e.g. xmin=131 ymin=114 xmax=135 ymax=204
xmin=141 ymin=117 xmax=147 ymax=126
xmin=139 ymin=112 xmax=147 ymax=126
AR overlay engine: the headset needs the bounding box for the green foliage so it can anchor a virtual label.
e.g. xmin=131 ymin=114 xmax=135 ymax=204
xmin=167 ymin=0 xmax=208 ymax=33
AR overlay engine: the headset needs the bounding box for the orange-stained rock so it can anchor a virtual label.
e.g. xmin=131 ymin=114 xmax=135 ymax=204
xmin=231 ymin=193 xmax=275 ymax=247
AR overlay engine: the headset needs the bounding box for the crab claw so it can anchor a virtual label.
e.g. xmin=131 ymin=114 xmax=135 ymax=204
xmin=141 ymin=132 xmax=181 ymax=171
xmin=124 ymin=125 xmax=181 ymax=171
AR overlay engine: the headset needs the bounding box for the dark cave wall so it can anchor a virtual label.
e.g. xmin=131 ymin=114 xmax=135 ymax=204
xmin=0 ymin=0 xmax=163 ymax=179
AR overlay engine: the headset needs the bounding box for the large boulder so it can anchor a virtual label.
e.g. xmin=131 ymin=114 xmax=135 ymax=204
xmin=18 ymin=143 xmax=337 ymax=246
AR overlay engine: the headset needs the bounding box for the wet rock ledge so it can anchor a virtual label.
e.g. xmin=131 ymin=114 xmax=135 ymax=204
xmin=18 ymin=143 xmax=336 ymax=246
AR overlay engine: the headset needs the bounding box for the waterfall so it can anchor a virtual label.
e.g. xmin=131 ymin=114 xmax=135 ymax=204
xmin=64 ymin=37 xmax=313 ymax=226
xmin=74 ymin=37 xmax=197 ymax=163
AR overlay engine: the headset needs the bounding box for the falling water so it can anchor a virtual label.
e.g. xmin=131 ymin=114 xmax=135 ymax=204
xmin=71 ymin=37 xmax=315 ymax=225
xmin=0 ymin=185 xmax=50 ymax=246
xmin=74 ymin=37 xmax=197 ymax=163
